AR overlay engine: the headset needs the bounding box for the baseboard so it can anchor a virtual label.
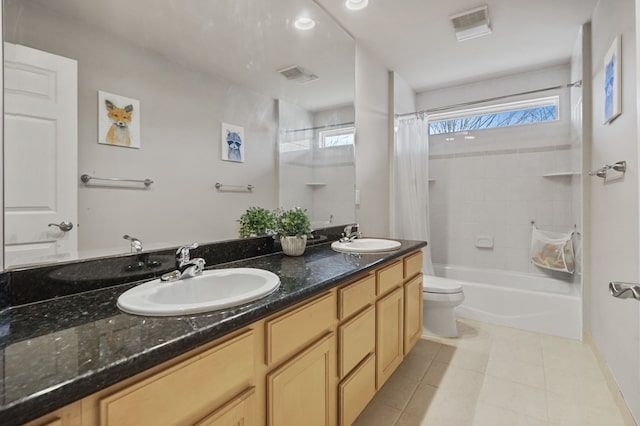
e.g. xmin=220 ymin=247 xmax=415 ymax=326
xmin=584 ymin=333 xmax=637 ymax=426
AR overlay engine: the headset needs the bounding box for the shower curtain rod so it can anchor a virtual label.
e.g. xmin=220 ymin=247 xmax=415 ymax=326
xmin=283 ymin=121 xmax=354 ymax=133
xmin=395 ymin=80 xmax=583 ymax=119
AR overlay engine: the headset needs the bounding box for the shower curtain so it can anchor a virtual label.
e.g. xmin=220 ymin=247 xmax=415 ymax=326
xmin=393 ymin=116 xmax=435 ymax=275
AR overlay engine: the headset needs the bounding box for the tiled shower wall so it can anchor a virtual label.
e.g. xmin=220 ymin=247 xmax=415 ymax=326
xmin=421 ymin=65 xmax=579 ymax=277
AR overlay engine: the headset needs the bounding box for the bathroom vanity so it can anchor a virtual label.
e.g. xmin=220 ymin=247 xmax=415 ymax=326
xmin=0 ymin=240 xmax=425 ymax=425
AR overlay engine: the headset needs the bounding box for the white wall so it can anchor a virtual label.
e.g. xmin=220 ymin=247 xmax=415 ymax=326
xmin=5 ymin=1 xmax=278 ymax=254
xmin=420 ymin=66 xmax=579 ymax=276
xmin=590 ymin=0 xmax=640 ymax=419
xmin=355 ymin=45 xmax=390 ymax=236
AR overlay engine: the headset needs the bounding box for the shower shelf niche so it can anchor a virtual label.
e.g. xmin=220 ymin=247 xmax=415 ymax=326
xmin=305 ymin=182 xmax=327 ymax=188
xmin=542 ymin=172 xmax=581 ymax=177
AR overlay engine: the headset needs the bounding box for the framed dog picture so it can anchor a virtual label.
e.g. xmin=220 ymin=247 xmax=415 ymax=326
xmin=98 ymin=91 xmax=141 ymax=149
xmin=221 ymin=122 xmax=245 ymax=162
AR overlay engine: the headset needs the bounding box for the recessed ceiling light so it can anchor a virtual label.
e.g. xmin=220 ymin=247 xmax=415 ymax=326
xmin=464 ymin=135 xmax=476 ymax=140
xmin=345 ymin=0 xmax=369 ymax=11
xmin=294 ymin=17 xmax=316 ymax=30
xmin=445 ymin=137 xmax=455 ymax=141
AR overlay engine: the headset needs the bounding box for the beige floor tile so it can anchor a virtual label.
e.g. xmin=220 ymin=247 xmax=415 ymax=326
xmin=545 ymin=370 xmax=616 ymax=408
xmin=429 ymin=319 xmax=495 ymax=354
xmin=491 ymin=338 xmax=544 ymax=366
xmin=403 ymin=383 xmax=478 ymax=425
xmin=423 ymin=361 xmax=485 ymax=396
xmin=547 ymin=392 xmax=626 ymax=426
xmin=375 ymin=367 xmax=422 ymax=410
xmin=486 ymin=356 xmax=545 ymax=389
xmin=479 ymin=376 xmax=548 ymax=421
xmin=543 ymin=351 xmax=604 ymax=382
xmin=352 ymin=398 xmax=402 ymax=426
xmin=410 ymin=338 xmax=442 ymax=360
xmin=472 ymin=403 xmax=549 ymax=426
xmin=493 ymin=326 xmax=543 ymax=347
xmin=394 ymin=353 xmax=434 ymax=381
xmin=435 ymin=345 xmax=490 ymax=373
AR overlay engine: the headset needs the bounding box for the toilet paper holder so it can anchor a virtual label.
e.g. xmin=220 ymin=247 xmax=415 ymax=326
xmin=609 ymin=281 xmax=640 ymax=300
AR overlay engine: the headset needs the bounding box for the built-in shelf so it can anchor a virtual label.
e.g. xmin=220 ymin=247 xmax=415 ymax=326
xmin=543 ymin=172 xmax=582 ymax=177
xmin=306 ymin=182 xmax=327 ymax=188
xmin=428 ymin=178 xmax=436 ymax=182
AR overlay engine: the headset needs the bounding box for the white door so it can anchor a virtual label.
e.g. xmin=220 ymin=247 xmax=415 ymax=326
xmin=4 ymin=43 xmax=78 ymax=267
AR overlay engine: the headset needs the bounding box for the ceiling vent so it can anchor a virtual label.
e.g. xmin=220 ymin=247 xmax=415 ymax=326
xmin=278 ymin=65 xmax=319 ymax=84
xmin=450 ymin=5 xmax=492 ymax=42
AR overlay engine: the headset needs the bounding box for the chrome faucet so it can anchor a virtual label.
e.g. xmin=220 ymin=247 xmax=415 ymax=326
xmin=123 ymin=235 xmax=143 ymax=253
xmin=339 ymin=224 xmax=362 ymax=243
xmin=161 ymin=243 xmax=206 ymax=281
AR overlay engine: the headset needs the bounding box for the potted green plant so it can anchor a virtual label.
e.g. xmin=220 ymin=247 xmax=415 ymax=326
xmin=237 ymin=207 xmax=276 ymax=238
xmin=274 ymin=207 xmax=313 ymax=256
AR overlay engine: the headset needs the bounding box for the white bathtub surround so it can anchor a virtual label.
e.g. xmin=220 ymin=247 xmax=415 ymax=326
xmin=393 ymin=116 xmax=434 ymax=274
xmin=435 ymin=264 xmax=581 ymax=339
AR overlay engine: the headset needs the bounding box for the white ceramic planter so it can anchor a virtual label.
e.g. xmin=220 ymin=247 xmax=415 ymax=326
xmin=280 ymin=235 xmax=307 ymax=256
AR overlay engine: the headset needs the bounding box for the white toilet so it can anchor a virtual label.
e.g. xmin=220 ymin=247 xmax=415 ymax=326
xmin=422 ymin=275 xmax=465 ymax=337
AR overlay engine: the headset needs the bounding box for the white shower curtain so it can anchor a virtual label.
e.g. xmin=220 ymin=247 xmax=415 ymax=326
xmin=393 ymin=116 xmax=435 ymax=275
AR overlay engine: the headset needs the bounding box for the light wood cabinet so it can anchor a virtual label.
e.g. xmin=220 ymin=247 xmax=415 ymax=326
xmin=338 ymin=354 xmax=376 ymax=426
xmin=98 ymin=330 xmax=254 ymax=426
xmin=24 ymin=402 xmax=82 ymax=426
xmin=376 ymin=287 xmax=404 ymax=389
xmin=27 ymin=250 xmax=425 ymax=426
xmin=404 ymin=275 xmax=423 ymax=355
xmin=267 ymin=333 xmax=336 ymax=426
xmin=195 ymin=387 xmax=256 ymax=426
xmin=338 ymin=304 xmax=375 ymax=378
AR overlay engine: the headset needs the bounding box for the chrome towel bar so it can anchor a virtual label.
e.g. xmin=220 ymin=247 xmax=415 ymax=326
xmin=81 ymin=174 xmax=153 ymax=187
xmin=215 ymin=182 xmax=254 ymax=192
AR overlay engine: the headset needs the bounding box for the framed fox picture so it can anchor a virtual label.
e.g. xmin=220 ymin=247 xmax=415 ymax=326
xmin=98 ymin=91 xmax=141 ymax=148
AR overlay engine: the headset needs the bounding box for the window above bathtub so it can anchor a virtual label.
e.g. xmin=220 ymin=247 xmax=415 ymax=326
xmin=428 ymin=96 xmax=559 ymax=136
xmin=319 ymin=126 xmax=355 ymax=148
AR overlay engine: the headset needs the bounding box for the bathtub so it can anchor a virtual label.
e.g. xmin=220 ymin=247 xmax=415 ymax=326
xmin=433 ymin=264 xmax=582 ymax=340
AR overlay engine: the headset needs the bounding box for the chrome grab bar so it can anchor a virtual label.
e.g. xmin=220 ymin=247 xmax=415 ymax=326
xmin=609 ymin=281 xmax=640 ymax=300
xmin=81 ymin=174 xmax=153 ymax=187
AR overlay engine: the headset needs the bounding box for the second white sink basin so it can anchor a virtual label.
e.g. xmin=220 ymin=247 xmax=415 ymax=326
xmin=331 ymin=238 xmax=401 ymax=254
xmin=117 ymin=268 xmax=280 ymax=316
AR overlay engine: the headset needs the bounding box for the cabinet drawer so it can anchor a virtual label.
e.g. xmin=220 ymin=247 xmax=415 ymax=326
xmin=404 ymin=251 xmax=423 ymax=279
xmin=99 ymin=330 xmax=254 ymax=426
xmin=195 ymin=387 xmax=256 ymax=426
xmin=266 ymin=292 xmax=336 ymax=366
xmin=339 ymin=354 xmax=376 ymax=426
xmin=339 ymin=305 xmax=375 ymax=378
xmin=376 ymin=260 xmax=403 ymax=296
xmin=338 ymin=274 xmax=375 ymax=320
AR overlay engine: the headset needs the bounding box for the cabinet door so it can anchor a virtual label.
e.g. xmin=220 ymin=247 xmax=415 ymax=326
xmin=24 ymin=401 xmax=81 ymax=426
xmin=376 ymin=287 xmax=404 ymax=389
xmin=267 ymin=333 xmax=336 ymax=426
xmin=404 ymin=275 xmax=423 ymax=355
xmin=195 ymin=387 xmax=256 ymax=426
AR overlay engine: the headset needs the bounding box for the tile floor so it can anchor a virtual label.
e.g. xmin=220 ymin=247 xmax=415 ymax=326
xmin=354 ymin=318 xmax=630 ymax=426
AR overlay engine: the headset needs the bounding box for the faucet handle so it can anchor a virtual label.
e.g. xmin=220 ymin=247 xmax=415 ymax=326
xmin=176 ymin=243 xmax=198 ymax=264
xmin=123 ymin=235 xmax=143 ymax=253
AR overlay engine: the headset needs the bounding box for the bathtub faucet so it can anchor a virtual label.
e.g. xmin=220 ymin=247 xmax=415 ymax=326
xmin=340 ymin=224 xmax=362 ymax=243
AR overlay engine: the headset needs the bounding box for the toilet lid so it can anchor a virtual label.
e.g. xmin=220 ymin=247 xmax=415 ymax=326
xmin=422 ymin=275 xmax=463 ymax=294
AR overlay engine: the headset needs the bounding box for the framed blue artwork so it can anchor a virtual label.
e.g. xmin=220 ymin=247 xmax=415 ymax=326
xmin=221 ymin=122 xmax=245 ymax=162
xmin=604 ymin=36 xmax=622 ymax=124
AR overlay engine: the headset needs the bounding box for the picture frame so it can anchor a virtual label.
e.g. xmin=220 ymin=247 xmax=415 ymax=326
xmin=604 ymin=36 xmax=622 ymax=124
xmin=221 ymin=122 xmax=245 ymax=162
xmin=98 ymin=91 xmax=141 ymax=148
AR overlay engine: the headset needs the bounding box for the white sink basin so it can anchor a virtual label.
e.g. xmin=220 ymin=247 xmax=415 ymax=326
xmin=117 ymin=268 xmax=280 ymax=316
xmin=331 ymin=238 xmax=401 ymax=254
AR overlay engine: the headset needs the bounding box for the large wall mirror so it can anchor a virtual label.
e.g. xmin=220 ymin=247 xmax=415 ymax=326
xmin=3 ymin=0 xmax=355 ymax=269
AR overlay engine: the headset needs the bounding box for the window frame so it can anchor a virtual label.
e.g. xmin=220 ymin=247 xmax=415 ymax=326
xmin=318 ymin=126 xmax=355 ymax=149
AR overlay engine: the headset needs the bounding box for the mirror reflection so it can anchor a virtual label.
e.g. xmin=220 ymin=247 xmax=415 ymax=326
xmin=3 ymin=0 xmax=355 ymax=268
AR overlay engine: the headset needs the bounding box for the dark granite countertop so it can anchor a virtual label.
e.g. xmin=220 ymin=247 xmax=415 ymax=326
xmin=0 ymin=240 xmax=425 ymax=425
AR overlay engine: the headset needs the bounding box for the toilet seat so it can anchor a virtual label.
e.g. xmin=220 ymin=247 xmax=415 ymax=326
xmin=422 ymin=275 xmax=463 ymax=294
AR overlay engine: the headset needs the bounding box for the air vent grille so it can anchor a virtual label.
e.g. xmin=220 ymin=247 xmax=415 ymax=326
xmin=450 ymin=5 xmax=492 ymax=41
xmin=278 ymin=66 xmax=319 ymax=84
